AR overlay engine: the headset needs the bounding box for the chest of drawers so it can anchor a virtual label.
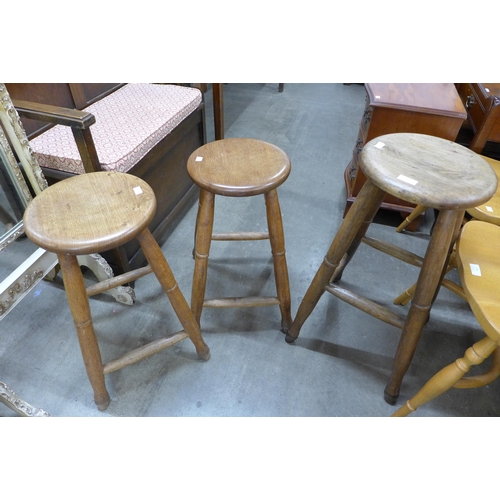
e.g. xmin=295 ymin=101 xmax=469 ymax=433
xmin=456 ymin=83 xmax=500 ymax=154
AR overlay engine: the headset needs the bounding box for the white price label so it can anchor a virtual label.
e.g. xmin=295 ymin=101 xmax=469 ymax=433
xmin=397 ymin=174 xmax=418 ymax=186
xmin=470 ymin=264 xmax=481 ymax=276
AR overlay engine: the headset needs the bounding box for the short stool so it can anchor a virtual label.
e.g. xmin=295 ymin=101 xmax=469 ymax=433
xmin=187 ymin=138 xmax=292 ymax=333
xmin=23 ymin=171 xmax=210 ymax=410
xmin=285 ymin=133 xmax=497 ymax=404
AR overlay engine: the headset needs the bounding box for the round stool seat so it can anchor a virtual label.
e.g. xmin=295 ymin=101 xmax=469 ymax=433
xmin=24 ymin=171 xmax=156 ymax=255
xmin=360 ymin=133 xmax=498 ymax=210
xmin=187 ymin=138 xmax=291 ymax=196
xmin=467 ymin=156 xmax=500 ymax=224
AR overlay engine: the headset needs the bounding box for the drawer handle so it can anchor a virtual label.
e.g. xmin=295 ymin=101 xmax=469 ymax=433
xmin=362 ymin=108 xmax=372 ymax=125
xmin=466 ymin=94 xmax=475 ymax=108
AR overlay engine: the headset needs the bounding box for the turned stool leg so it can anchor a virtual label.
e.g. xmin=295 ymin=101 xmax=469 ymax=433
xmin=454 ymin=346 xmax=500 ymax=388
xmin=136 ymin=228 xmax=210 ymax=361
xmin=384 ymin=209 xmax=464 ymax=404
xmin=191 ymin=189 xmax=215 ymax=325
xmin=286 ymin=179 xmax=386 ymax=343
xmin=330 ymin=191 xmax=387 ymax=284
xmin=395 ymin=205 xmax=427 ymax=233
xmin=192 ymin=196 xmax=203 ymax=259
xmin=57 ymin=253 xmax=110 ymax=410
xmin=265 ymin=189 xmax=292 ymax=333
xmin=392 ymin=337 xmax=498 ymax=416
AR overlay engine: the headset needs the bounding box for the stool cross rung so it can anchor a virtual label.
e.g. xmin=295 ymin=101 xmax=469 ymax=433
xmin=103 ymin=330 xmax=189 ymax=374
xmin=325 ymin=283 xmax=406 ymax=330
xmin=203 ymin=296 xmax=281 ymax=308
xmin=86 ymin=265 xmax=153 ymax=297
xmin=211 ymin=231 xmax=269 ymax=241
xmin=362 ymin=236 xmax=424 ymax=268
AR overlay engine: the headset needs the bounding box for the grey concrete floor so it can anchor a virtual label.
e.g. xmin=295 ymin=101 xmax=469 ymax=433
xmin=1 ymin=83 xmax=499 ymax=419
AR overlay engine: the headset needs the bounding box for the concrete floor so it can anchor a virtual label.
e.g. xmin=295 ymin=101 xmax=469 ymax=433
xmin=1 ymin=83 xmax=499 ymax=418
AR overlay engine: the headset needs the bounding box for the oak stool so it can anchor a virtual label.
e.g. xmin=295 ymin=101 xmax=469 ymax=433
xmin=285 ymin=133 xmax=497 ymax=404
xmin=23 ymin=171 xmax=210 ymax=410
xmin=187 ymin=138 xmax=292 ymax=333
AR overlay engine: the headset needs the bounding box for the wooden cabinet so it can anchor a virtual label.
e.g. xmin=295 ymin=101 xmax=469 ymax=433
xmin=455 ymin=83 xmax=500 ymax=154
xmin=344 ymin=83 xmax=467 ymax=230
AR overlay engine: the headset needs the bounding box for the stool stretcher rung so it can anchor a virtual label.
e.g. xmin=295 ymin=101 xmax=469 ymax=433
xmin=212 ymin=231 xmax=269 ymax=240
xmin=325 ymin=283 xmax=405 ymax=330
xmin=86 ymin=265 xmax=153 ymax=297
xmin=203 ymin=296 xmax=280 ymax=308
xmin=103 ymin=330 xmax=189 ymax=374
xmin=362 ymin=236 xmax=424 ymax=268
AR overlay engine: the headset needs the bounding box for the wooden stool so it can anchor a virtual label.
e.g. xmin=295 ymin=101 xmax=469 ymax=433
xmin=187 ymin=138 xmax=292 ymax=333
xmin=394 ymin=155 xmax=500 ymax=306
xmin=396 ymin=155 xmax=500 ymax=233
xmin=285 ymin=133 xmax=497 ymax=404
xmin=23 ymin=171 xmax=210 ymax=411
xmin=393 ymin=220 xmax=500 ymax=416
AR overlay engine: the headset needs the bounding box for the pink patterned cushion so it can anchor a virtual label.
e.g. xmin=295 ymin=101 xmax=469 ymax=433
xmin=30 ymin=84 xmax=202 ymax=174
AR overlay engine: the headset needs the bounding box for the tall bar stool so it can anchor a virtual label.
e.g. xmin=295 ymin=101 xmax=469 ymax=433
xmin=285 ymin=133 xmax=497 ymax=404
xmin=187 ymin=138 xmax=292 ymax=333
xmin=23 ymin=171 xmax=210 ymax=410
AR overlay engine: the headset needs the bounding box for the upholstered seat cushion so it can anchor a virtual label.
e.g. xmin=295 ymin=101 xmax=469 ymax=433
xmin=29 ymin=84 xmax=202 ymax=174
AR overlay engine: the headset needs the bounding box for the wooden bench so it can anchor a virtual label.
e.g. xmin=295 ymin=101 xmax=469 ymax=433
xmin=5 ymin=83 xmax=207 ymax=274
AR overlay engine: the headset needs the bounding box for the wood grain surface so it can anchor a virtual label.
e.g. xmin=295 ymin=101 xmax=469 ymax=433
xmin=360 ymin=133 xmax=498 ymax=209
xmin=24 ymin=172 xmax=156 ymax=254
xmin=187 ymin=138 xmax=291 ymax=196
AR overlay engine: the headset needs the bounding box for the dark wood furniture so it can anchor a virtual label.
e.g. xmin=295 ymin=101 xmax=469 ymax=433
xmin=187 ymin=138 xmax=293 ymax=333
xmin=288 ymin=133 xmax=496 ymax=404
xmin=211 ymin=83 xmax=224 ymax=140
xmin=344 ymin=83 xmax=467 ymax=230
xmin=207 ymin=83 xmax=284 ymax=141
xmin=23 ymin=171 xmax=210 ymax=410
xmin=456 ymin=83 xmax=500 ymax=155
xmin=5 ymin=83 xmax=207 ymax=273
